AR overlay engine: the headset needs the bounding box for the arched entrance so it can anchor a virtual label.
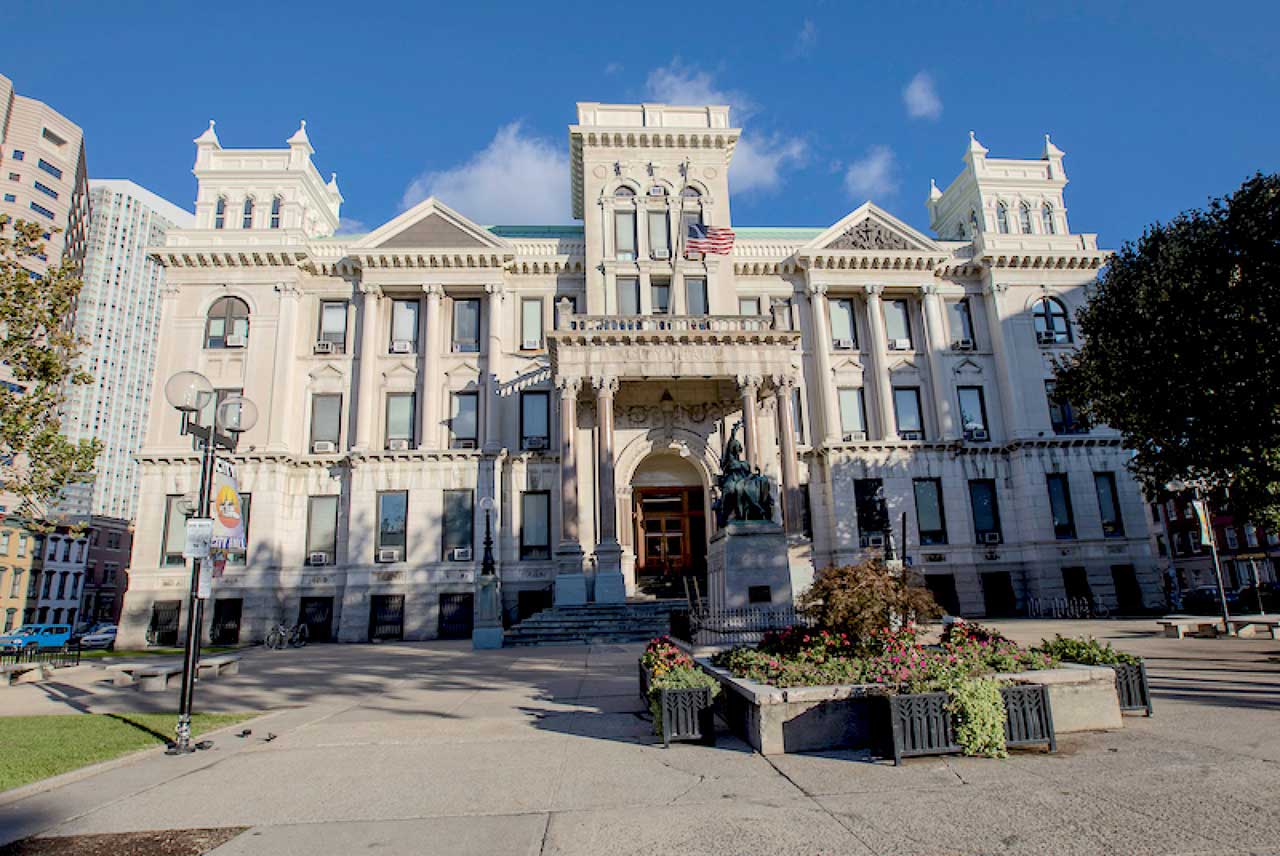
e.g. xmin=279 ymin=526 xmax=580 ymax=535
xmin=630 ymin=454 xmax=708 ymax=598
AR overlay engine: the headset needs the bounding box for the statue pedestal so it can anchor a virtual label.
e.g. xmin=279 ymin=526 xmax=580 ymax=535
xmin=707 ymin=521 xmax=793 ymax=611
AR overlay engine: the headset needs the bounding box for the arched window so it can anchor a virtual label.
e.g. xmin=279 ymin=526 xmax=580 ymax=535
xmin=1019 ymin=202 xmax=1032 ymax=234
xmin=613 ymin=186 xmax=635 ymax=197
xmin=1042 ymin=203 xmax=1056 ymax=235
xmin=680 ymin=186 xmax=702 ymax=198
xmin=1032 ymin=297 xmax=1072 ymax=344
xmin=214 ymin=196 xmax=226 ymax=230
xmin=996 ymin=202 xmax=1010 ymax=234
xmin=241 ymin=198 xmax=254 ymax=229
xmin=969 ymin=210 xmax=979 ymax=234
xmin=270 ymin=195 xmax=282 ymax=229
xmin=205 ymin=297 xmax=251 ymax=349
xmin=613 ymin=187 xmax=636 ymax=260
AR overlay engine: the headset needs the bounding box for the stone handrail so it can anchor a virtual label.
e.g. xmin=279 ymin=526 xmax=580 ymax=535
xmin=559 ymin=314 xmax=779 ymax=333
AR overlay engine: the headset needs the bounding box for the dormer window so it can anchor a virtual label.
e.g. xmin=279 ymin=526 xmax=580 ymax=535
xmin=270 ymin=195 xmax=282 ymax=229
xmin=1019 ymin=202 xmax=1032 ymax=234
xmin=1042 ymin=203 xmax=1056 ymax=235
xmin=214 ymin=197 xmax=226 ymax=230
xmin=996 ymin=202 xmax=1010 ymax=234
xmin=242 ymin=198 xmax=254 ymax=229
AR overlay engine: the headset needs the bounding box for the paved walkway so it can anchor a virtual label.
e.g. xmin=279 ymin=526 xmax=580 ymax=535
xmin=0 ymin=620 xmax=1278 ymax=855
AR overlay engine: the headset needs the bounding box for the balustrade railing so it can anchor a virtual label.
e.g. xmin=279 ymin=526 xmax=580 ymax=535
xmin=558 ymin=314 xmax=779 ymax=334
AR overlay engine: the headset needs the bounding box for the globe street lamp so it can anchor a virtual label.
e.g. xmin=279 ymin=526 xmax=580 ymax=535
xmin=163 ymin=370 xmax=257 ymax=753
xmin=473 ymin=496 xmax=504 ymax=648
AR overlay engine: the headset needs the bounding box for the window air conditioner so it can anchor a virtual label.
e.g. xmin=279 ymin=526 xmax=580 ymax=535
xmin=312 ymin=440 xmax=336 ymax=454
xmin=522 ymin=339 xmax=541 ymax=351
xmin=455 ymin=438 xmax=477 ymax=450
xmin=899 ymin=430 xmax=922 ymax=441
xmin=652 ymin=249 xmax=671 ymax=260
xmin=888 ymin=338 xmax=911 ymax=350
xmin=525 ymin=436 xmax=548 ymax=450
xmin=648 ymin=186 xmax=666 ymax=196
xmin=981 ymin=532 xmax=1002 ymax=545
xmin=390 ymin=339 xmax=413 ymax=354
xmin=308 ymin=551 xmax=330 ymax=566
xmin=225 ymin=334 xmax=247 ymax=349
xmin=842 ymin=431 xmax=867 ymax=442
xmin=834 ymin=338 xmax=854 ymax=350
xmin=952 ymin=338 xmax=974 ymax=351
xmin=451 ymin=547 xmax=473 ymax=562
xmin=387 ymin=438 xmax=410 ymax=451
xmin=377 ymin=548 xmax=400 ymax=563
xmin=967 ymin=428 xmax=990 ymax=442
xmin=1036 ymin=331 xmax=1058 ymax=346
xmin=313 ymin=341 xmax=334 ymax=355
xmin=866 ymin=534 xmax=886 ymax=548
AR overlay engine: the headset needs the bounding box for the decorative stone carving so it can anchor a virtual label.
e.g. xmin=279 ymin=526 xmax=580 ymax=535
xmin=827 ymin=220 xmax=914 ymax=251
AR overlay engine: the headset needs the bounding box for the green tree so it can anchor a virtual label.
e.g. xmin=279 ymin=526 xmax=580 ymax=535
xmin=1053 ymin=173 xmax=1280 ymax=528
xmin=0 ymin=216 xmax=101 ymax=518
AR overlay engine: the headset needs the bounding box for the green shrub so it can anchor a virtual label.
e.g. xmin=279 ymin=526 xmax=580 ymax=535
xmin=647 ymin=665 xmax=720 ymax=738
xmin=948 ymin=678 xmax=1008 ymax=758
xmin=797 ymin=560 xmax=941 ymax=651
xmin=1035 ymin=634 xmax=1139 ymax=666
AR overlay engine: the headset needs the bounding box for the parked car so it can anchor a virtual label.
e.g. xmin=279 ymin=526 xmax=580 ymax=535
xmin=77 ymin=625 xmax=117 ymax=651
xmin=1180 ymin=585 xmax=1240 ymax=615
xmin=0 ymin=624 xmax=74 ymax=652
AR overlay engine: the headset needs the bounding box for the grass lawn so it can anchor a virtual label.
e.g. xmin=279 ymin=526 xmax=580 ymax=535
xmin=0 ymin=712 xmax=257 ymax=792
xmin=76 ymin=646 xmax=240 ymax=661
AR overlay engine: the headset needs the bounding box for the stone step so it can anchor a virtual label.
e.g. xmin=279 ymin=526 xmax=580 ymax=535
xmin=502 ymin=602 xmax=679 ymax=647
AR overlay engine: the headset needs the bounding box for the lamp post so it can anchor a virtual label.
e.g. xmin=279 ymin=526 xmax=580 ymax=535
xmin=473 ymin=496 xmax=503 ymax=648
xmin=162 ymin=371 xmax=258 ymax=753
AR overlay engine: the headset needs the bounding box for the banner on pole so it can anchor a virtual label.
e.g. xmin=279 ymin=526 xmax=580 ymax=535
xmin=1191 ymin=499 xmax=1214 ymax=547
xmin=210 ymin=458 xmax=247 ymax=557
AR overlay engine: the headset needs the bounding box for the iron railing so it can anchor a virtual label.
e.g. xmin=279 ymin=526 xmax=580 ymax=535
xmin=0 ymin=644 xmax=82 ymax=669
xmin=684 ymin=605 xmax=809 ymax=646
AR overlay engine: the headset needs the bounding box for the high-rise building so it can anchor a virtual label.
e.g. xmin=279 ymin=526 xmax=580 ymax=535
xmin=59 ymin=180 xmax=194 ymax=519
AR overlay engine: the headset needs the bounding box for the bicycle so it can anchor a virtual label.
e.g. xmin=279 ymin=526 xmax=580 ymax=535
xmin=265 ymin=622 xmax=308 ymax=650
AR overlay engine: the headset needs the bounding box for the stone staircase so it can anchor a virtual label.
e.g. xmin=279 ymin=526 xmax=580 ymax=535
xmin=502 ymin=600 xmax=683 ymax=647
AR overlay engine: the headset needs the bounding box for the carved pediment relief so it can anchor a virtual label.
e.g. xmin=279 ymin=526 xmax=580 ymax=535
xmin=953 ymin=358 xmax=984 ymax=377
xmin=827 ymin=219 xmax=916 ymax=251
xmin=807 ymin=202 xmax=941 ymax=254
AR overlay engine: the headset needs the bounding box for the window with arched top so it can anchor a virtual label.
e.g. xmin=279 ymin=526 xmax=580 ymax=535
xmin=1042 ymin=203 xmax=1056 ymax=235
xmin=1032 ymin=296 xmax=1072 ymax=345
xmin=205 ymin=297 xmax=251 ymax=349
xmin=1019 ymin=202 xmax=1032 ymax=234
xmin=613 ymin=187 xmax=636 ymax=260
xmin=242 ymin=198 xmax=254 ymax=229
xmin=214 ymin=197 xmax=226 ymax=230
xmin=613 ymin=186 xmax=636 ymax=197
xmin=270 ymin=195 xmax=282 ymax=229
xmin=680 ymin=186 xmax=701 ymax=198
xmin=996 ymin=202 xmax=1010 ymax=234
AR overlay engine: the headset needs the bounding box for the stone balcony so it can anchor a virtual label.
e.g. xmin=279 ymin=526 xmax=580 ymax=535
xmin=547 ymin=315 xmax=801 ymax=383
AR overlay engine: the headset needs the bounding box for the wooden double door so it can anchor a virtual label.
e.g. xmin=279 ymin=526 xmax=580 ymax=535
xmin=633 ymin=487 xmax=707 ymax=585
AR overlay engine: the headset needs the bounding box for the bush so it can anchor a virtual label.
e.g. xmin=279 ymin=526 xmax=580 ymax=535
xmin=948 ymin=678 xmax=1008 ymax=758
xmin=797 ymin=560 xmax=942 ymax=649
xmin=1036 ymin=634 xmax=1139 ymax=666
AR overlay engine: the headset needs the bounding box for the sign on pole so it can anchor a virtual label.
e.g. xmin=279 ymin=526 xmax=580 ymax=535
xmin=184 ymin=518 xmax=213 ymax=559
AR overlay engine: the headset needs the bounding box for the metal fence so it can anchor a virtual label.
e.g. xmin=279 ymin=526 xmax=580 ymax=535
xmin=0 ymin=645 xmax=82 ymax=669
xmin=1026 ymin=596 xmax=1111 ymax=619
xmin=684 ymin=605 xmax=810 ymax=646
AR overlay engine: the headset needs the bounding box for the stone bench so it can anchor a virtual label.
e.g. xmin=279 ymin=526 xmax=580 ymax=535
xmin=1227 ymin=616 xmax=1280 ymax=640
xmin=1 ymin=662 xmax=48 ymax=686
xmin=107 ymin=654 xmax=241 ymax=693
xmin=1158 ymin=618 xmax=1222 ymax=639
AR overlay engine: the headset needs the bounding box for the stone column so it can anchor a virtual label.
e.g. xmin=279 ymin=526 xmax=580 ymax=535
xmin=353 ymin=284 xmax=382 ymax=451
xmin=805 ymin=283 xmax=841 ymax=446
xmin=483 ymin=283 xmax=505 ymax=453
xmin=592 ymin=375 xmax=625 ymax=600
xmin=774 ymin=376 xmax=803 ymax=534
xmin=983 ymin=281 xmax=1021 ymax=439
xmin=864 ymin=285 xmax=896 ymax=440
xmin=419 ymin=284 xmax=443 ymax=449
xmin=738 ymin=374 xmax=762 ymax=468
xmin=554 ymin=378 xmax=587 ymax=604
xmin=267 ymin=282 xmax=300 ymax=452
xmin=922 ymin=284 xmax=956 ymax=440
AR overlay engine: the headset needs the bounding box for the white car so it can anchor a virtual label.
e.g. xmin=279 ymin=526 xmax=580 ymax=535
xmin=78 ymin=625 xmax=117 ymax=650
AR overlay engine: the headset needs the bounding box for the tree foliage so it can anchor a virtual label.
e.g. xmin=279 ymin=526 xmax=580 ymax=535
xmin=0 ymin=216 xmax=101 ymax=518
xmin=1053 ymin=173 xmax=1280 ymax=528
xmin=797 ymin=559 xmax=941 ymax=645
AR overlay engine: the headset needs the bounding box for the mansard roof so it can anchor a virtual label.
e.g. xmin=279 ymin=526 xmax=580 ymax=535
xmin=351 ymin=197 xmax=511 ymax=251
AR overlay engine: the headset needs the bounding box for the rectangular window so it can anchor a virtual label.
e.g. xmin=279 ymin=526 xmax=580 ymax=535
xmin=648 ymin=210 xmax=670 ymax=258
xmin=33 ymin=181 xmax=57 ymax=199
xmin=306 ymin=496 xmax=339 ymax=563
xmin=772 ymin=298 xmax=792 ymax=331
xmin=651 ymin=280 xmax=671 ymax=314
xmin=948 ymin=299 xmax=975 ymax=344
xmin=1224 ymin=527 xmax=1239 ymax=550
xmin=390 ymin=299 xmax=420 ymax=350
xmin=1094 ymin=472 xmax=1124 ymax=537
xmin=521 ymin=391 xmax=550 ymax=450
xmin=1047 ymin=474 xmax=1077 ymax=539
xmin=884 ymin=299 xmax=912 ymax=347
xmin=319 ymin=301 xmax=347 ymax=349
xmin=738 ymin=297 xmax=761 ymax=315
xmin=613 ymin=277 xmax=639 ymax=315
xmin=385 ymin=393 xmax=415 ymax=446
xmin=37 ymin=159 xmax=62 ymax=179
xmin=450 ymin=392 xmax=478 ymax=447
xmin=854 ymin=479 xmax=888 ymax=542
xmin=443 ymin=489 xmax=474 ymax=559
xmin=968 ymin=479 xmax=1002 ymax=542
xmin=1045 ymin=381 xmax=1088 ymax=434
xmin=29 ymin=202 xmax=54 ymax=219
xmin=2 ymin=194 xmax=13 ymax=203
xmin=680 ymin=209 xmax=703 ymax=258
xmin=310 ymin=394 xmax=342 ymax=447
xmin=830 ymin=299 xmax=857 ymax=348
xmin=521 ymin=492 xmax=551 ymax=559
xmin=685 ymin=278 xmax=708 ymax=315
xmin=957 ymin=386 xmax=988 ymax=438
xmin=1245 ymin=524 xmax=1259 ymax=547
xmin=838 ymin=387 xmax=866 ymax=439
xmin=227 ymin=494 xmax=251 ymax=565
xmin=520 ymin=298 xmax=543 ymax=349
xmin=792 ymin=387 xmax=806 ymax=445
xmin=11 ymin=151 xmax=23 ymax=161
xmin=893 ymin=387 xmax=924 ymax=438
xmin=376 ymin=491 xmax=408 ymax=556
xmin=9 ymin=570 xmax=21 ymax=597
xmin=913 ymin=479 xmax=947 ymax=545
xmin=161 ymin=495 xmax=189 ymax=566
xmin=452 ymin=299 xmax=480 ymax=352
xmin=614 ymin=210 xmax=637 ymax=260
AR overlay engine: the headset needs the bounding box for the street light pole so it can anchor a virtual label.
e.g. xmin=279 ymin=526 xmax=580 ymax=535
xmin=170 ymin=429 xmax=216 ymax=755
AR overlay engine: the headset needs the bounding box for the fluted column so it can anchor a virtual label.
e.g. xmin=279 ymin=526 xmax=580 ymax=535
xmin=267 ymin=282 xmax=301 ymax=452
xmin=775 ymin=376 xmax=803 ymax=534
xmin=738 ymin=374 xmax=763 ymax=468
xmin=805 ymin=283 xmax=841 ymax=446
xmin=922 ymin=285 xmax=956 ymax=440
xmin=419 ymin=284 xmax=443 ymax=449
xmin=483 ymin=283 xmax=505 ymax=453
xmin=353 ymin=284 xmax=382 ymax=451
xmin=864 ymin=285 xmax=896 ymax=440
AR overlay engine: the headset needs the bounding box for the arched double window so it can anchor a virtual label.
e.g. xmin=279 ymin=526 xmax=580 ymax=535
xmin=242 ymin=198 xmax=255 ymax=229
xmin=1042 ymin=203 xmax=1056 ymax=235
xmin=1032 ymin=296 xmax=1072 ymax=344
xmin=1019 ymin=202 xmax=1032 ymax=234
xmin=996 ymin=202 xmax=1010 ymax=234
xmin=270 ymin=195 xmax=282 ymax=229
xmin=205 ymin=297 xmax=251 ymax=349
xmin=214 ymin=196 xmax=226 ymax=230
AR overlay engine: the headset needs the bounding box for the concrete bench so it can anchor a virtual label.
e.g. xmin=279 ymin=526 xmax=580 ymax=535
xmin=107 ymin=654 xmax=242 ymax=693
xmin=196 ymin=654 xmax=241 ymax=680
xmin=1227 ymin=616 xmax=1280 ymax=640
xmin=1 ymin=662 xmax=48 ymax=686
xmin=1158 ymin=618 xmax=1223 ymax=639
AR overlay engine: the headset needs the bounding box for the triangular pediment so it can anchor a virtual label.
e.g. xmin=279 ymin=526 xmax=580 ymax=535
xmin=308 ymin=363 xmax=347 ymax=382
xmin=831 ymin=355 xmax=864 ymax=373
xmin=382 ymin=361 xmax=417 ymax=382
xmin=953 ymin=358 xmax=984 ymax=376
xmin=445 ymin=360 xmax=482 ymax=378
xmin=888 ymin=357 xmax=920 ymax=375
xmin=352 ymin=198 xmax=510 ymax=251
xmin=807 ymin=202 xmax=941 ymax=253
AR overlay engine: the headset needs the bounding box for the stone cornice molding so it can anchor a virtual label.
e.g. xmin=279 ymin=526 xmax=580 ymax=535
xmin=151 ymin=248 xmax=308 ymax=269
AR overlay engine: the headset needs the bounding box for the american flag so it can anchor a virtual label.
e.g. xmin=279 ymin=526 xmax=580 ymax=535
xmin=686 ymin=223 xmax=736 ymax=255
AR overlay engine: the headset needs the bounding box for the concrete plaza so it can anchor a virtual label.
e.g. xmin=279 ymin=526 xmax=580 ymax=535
xmin=0 ymin=619 xmax=1278 ymax=855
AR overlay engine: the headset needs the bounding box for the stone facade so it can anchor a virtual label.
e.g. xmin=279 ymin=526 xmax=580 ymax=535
xmin=118 ymin=103 xmax=1159 ymax=648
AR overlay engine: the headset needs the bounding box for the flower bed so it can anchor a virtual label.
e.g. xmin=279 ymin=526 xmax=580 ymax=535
xmin=1038 ymin=635 xmax=1153 ymax=716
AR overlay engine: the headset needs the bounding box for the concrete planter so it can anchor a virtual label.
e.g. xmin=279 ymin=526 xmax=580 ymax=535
xmin=994 ymin=664 xmax=1123 ymax=734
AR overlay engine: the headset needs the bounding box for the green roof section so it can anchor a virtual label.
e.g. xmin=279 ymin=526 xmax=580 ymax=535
xmin=487 ymin=225 xmax=585 ymax=239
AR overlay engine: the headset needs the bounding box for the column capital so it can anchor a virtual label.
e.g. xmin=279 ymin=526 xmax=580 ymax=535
xmin=772 ymin=373 xmax=798 ymax=391
xmin=984 ymin=282 xmax=1010 ymax=296
xmin=864 ymin=283 xmax=885 ymax=298
xmin=592 ymin=375 xmax=619 ymax=396
xmin=805 ymin=282 xmax=828 ymax=298
xmin=556 ymin=376 xmax=582 ymax=397
xmin=422 ymin=283 xmax=445 ymax=298
xmin=274 ymin=282 xmax=303 ymax=299
xmin=736 ymin=373 xmax=763 ymax=394
xmin=359 ymin=283 xmax=383 ymax=298
xmin=484 ymin=282 xmax=506 ymax=296
xmin=921 ymin=283 xmax=943 ymax=297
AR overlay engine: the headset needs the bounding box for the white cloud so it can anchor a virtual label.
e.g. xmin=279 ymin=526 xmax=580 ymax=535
xmin=903 ymin=71 xmax=942 ymax=120
xmin=400 ymin=122 xmax=570 ymax=224
xmin=794 ymin=19 xmax=818 ymax=56
xmin=643 ymin=60 xmax=805 ymax=195
xmin=604 ymin=62 xmax=623 ymax=75
xmin=844 ymin=145 xmax=898 ymax=200
xmin=336 ymin=216 xmax=366 ymax=234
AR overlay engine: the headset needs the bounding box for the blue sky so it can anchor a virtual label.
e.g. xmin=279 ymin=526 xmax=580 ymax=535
xmin=4 ymin=0 xmax=1277 ymax=247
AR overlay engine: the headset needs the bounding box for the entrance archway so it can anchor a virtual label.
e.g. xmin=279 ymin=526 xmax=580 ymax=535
xmin=630 ymin=454 xmax=708 ymax=598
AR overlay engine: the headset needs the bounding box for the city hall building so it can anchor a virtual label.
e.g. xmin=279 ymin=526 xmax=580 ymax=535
xmin=118 ymin=103 xmax=1159 ymax=646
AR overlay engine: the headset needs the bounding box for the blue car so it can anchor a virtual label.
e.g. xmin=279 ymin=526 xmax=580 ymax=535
xmin=0 ymin=624 xmax=73 ymax=652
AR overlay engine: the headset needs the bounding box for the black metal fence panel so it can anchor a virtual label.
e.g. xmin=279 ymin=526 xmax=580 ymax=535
xmin=687 ymin=605 xmax=809 ymax=646
xmin=0 ymin=645 xmax=81 ymax=668
xmin=1113 ymin=662 xmax=1154 ymax=715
